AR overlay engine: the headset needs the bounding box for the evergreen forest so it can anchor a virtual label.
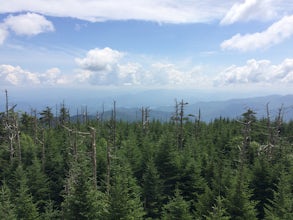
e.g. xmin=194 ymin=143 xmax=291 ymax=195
xmin=0 ymin=94 xmax=292 ymax=219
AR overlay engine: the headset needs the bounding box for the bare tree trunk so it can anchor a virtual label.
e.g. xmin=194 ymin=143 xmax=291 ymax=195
xmin=179 ymin=100 xmax=188 ymax=150
xmin=5 ymin=89 xmax=8 ymax=117
xmin=112 ymin=101 xmax=116 ymax=151
xmin=90 ymin=127 xmax=97 ymax=189
xmin=41 ymin=129 xmax=45 ymax=172
xmin=106 ymin=142 xmax=111 ymax=195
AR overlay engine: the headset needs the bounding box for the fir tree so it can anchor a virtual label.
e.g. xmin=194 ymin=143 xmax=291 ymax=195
xmin=0 ymin=182 xmax=17 ymax=220
xmin=108 ymin=161 xmax=145 ymax=220
xmin=142 ymin=157 xmax=163 ymax=219
xmin=265 ymin=171 xmax=293 ymax=220
xmin=62 ymin=153 xmax=108 ymax=219
xmin=226 ymin=169 xmax=257 ymax=220
xmin=13 ymin=166 xmax=40 ymax=220
xmin=161 ymin=188 xmax=193 ymax=220
xmin=205 ymin=196 xmax=230 ymax=220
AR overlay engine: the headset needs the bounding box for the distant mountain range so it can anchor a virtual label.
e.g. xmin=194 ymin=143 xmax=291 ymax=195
xmin=3 ymin=88 xmax=293 ymax=122
xmin=86 ymin=94 xmax=293 ymax=122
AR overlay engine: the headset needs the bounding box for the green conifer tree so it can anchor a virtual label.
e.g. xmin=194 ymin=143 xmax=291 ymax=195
xmin=205 ymin=196 xmax=230 ymax=220
xmin=62 ymin=154 xmax=108 ymax=219
xmin=226 ymin=169 xmax=257 ymax=220
xmin=13 ymin=166 xmax=40 ymax=220
xmin=265 ymin=171 xmax=293 ymax=220
xmin=161 ymin=188 xmax=193 ymax=220
xmin=0 ymin=182 xmax=17 ymax=220
xmin=108 ymin=161 xmax=145 ymax=220
xmin=142 ymin=157 xmax=163 ymax=219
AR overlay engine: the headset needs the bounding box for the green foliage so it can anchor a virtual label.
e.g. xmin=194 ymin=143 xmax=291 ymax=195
xmin=108 ymin=160 xmax=145 ymax=220
xmin=161 ymin=188 xmax=193 ymax=220
xmin=39 ymin=107 xmax=54 ymax=128
xmin=226 ymin=169 xmax=258 ymax=220
xmin=205 ymin=196 xmax=230 ymax=220
xmin=250 ymin=156 xmax=277 ymax=219
xmin=13 ymin=166 xmax=40 ymax=220
xmin=264 ymin=170 xmax=293 ymax=220
xmin=0 ymin=102 xmax=292 ymax=219
xmin=26 ymin=157 xmax=50 ymax=211
xmin=142 ymin=157 xmax=163 ymax=218
xmin=62 ymin=153 xmax=108 ymax=219
xmin=0 ymin=182 xmax=17 ymax=220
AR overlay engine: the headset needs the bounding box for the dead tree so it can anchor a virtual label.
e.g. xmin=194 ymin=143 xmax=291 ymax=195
xmin=237 ymin=108 xmax=255 ymax=166
xmin=4 ymin=90 xmax=21 ymax=164
xmin=106 ymin=100 xmax=117 ymax=195
xmin=62 ymin=125 xmax=97 ymax=189
xmin=259 ymin=104 xmax=284 ymax=159
xmin=141 ymin=107 xmax=150 ymax=134
xmin=172 ymin=99 xmax=188 ymax=149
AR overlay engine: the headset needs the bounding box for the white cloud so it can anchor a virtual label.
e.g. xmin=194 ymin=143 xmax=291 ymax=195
xmin=74 ymin=47 xmax=209 ymax=87
xmin=117 ymin=63 xmax=143 ymax=85
xmin=1 ymin=0 xmax=291 ymax=24
xmin=221 ymin=0 xmax=278 ymax=25
xmin=0 ymin=0 xmax=236 ymax=24
xmin=215 ymin=58 xmax=293 ymax=86
xmin=3 ymin=13 xmax=54 ymax=36
xmin=75 ymin=47 xmax=123 ymax=71
xmin=0 ymin=64 xmax=40 ymax=85
xmin=0 ymin=64 xmax=67 ymax=86
xmin=75 ymin=47 xmax=125 ymax=85
xmin=0 ymin=26 xmax=8 ymax=45
xmin=221 ymin=15 xmax=293 ymax=51
xmin=151 ymin=62 xmax=185 ymax=85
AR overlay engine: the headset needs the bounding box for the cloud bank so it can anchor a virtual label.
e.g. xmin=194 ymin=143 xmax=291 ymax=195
xmin=221 ymin=15 xmax=293 ymax=51
xmin=1 ymin=47 xmax=293 ymax=89
xmin=0 ymin=0 xmax=235 ymax=24
xmin=0 ymin=64 xmax=65 ymax=86
xmin=215 ymin=59 xmax=293 ymax=85
xmin=74 ymin=48 xmax=207 ymax=87
xmin=1 ymin=0 xmax=291 ymax=24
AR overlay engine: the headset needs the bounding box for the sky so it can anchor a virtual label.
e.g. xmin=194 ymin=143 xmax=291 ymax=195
xmin=0 ymin=0 xmax=293 ymax=103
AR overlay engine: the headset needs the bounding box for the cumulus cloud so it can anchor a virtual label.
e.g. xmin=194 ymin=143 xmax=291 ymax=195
xmin=215 ymin=59 xmax=293 ymax=86
xmin=3 ymin=13 xmax=54 ymax=36
xmin=74 ymin=47 xmax=209 ymax=87
xmin=74 ymin=48 xmax=171 ymax=86
xmin=75 ymin=47 xmax=125 ymax=85
xmin=0 ymin=65 xmax=40 ymax=85
xmin=0 ymin=13 xmax=54 ymax=44
xmin=0 ymin=64 xmax=66 ymax=86
xmin=221 ymin=0 xmax=278 ymax=25
xmin=150 ymin=62 xmax=186 ymax=85
xmin=0 ymin=0 xmax=236 ymax=24
xmin=221 ymin=15 xmax=293 ymax=51
xmin=75 ymin=47 xmax=123 ymax=71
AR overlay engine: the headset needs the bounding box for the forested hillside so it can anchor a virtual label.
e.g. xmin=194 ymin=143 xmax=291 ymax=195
xmin=0 ymin=98 xmax=292 ymax=219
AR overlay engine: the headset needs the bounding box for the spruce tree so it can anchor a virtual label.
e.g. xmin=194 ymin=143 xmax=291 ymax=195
xmin=62 ymin=153 xmax=108 ymax=219
xmin=142 ymin=157 xmax=163 ymax=219
xmin=205 ymin=196 xmax=230 ymax=220
xmin=0 ymin=182 xmax=17 ymax=220
xmin=161 ymin=188 xmax=193 ymax=220
xmin=13 ymin=166 xmax=40 ymax=220
xmin=265 ymin=171 xmax=293 ymax=220
xmin=226 ymin=169 xmax=257 ymax=220
xmin=26 ymin=157 xmax=50 ymax=212
xmin=108 ymin=161 xmax=145 ymax=220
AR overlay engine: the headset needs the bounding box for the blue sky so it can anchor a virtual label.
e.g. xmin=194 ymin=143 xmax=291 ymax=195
xmin=0 ymin=0 xmax=293 ymax=100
